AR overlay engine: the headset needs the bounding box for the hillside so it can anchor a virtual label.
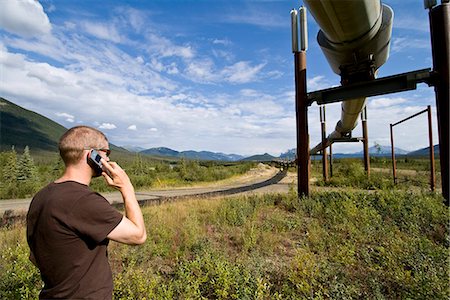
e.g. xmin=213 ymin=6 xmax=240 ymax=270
xmin=0 ymin=97 xmax=127 ymax=153
xmin=407 ymin=144 xmax=440 ymax=157
xmin=0 ymin=97 xmax=67 ymax=152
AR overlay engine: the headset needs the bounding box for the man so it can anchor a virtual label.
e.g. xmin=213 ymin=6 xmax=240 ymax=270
xmin=26 ymin=125 xmax=146 ymax=299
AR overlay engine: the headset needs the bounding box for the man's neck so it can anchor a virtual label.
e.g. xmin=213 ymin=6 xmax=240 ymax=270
xmin=55 ymin=165 xmax=92 ymax=186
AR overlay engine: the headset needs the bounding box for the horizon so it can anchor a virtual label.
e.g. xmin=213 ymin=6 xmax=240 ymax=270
xmin=0 ymin=0 xmax=439 ymax=156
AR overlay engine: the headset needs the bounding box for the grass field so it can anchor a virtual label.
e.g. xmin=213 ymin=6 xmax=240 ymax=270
xmin=1 ymin=167 xmax=448 ymax=299
xmin=0 ymin=154 xmax=447 ymax=299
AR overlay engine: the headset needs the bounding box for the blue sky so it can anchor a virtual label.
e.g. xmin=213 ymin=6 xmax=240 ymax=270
xmin=0 ymin=0 xmax=438 ymax=156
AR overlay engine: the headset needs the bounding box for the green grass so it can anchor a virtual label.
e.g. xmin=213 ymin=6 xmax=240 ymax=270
xmin=1 ymin=189 xmax=448 ymax=299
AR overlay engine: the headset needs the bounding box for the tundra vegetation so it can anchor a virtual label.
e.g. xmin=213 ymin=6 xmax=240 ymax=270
xmin=0 ymin=149 xmax=448 ymax=299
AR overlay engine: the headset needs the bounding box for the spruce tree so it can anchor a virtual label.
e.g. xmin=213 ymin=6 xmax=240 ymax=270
xmin=2 ymin=146 xmax=18 ymax=183
xmin=17 ymin=146 xmax=38 ymax=182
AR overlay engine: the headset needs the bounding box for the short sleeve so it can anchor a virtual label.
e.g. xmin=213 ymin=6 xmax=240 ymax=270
xmin=69 ymin=193 xmax=123 ymax=243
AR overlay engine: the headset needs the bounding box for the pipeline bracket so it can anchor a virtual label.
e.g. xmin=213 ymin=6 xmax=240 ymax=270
xmin=307 ymin=68 xmax=432 ymax=106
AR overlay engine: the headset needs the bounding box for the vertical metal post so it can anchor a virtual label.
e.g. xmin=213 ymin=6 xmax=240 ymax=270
xmin=429 ymin=3 xmax=449 ymax=204
xmin=320 ymin=106 xmax=329 ymax=181
xmin=329 ymin=144 xmax=333 ymax=178
xmin=361 ymin=107 xmax=370 ymax=177
xmin=427 ymin=105 xmax=436 ymax=191
xmin=390 ymin=124 xmax=397 ymax=184
xmin=295 ymin=51 xmax=310 ymax=197
xmin=293 ymin=7 xmax=310 ymax=197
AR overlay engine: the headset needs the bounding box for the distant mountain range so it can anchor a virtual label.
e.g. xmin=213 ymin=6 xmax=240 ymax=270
xmin=138 ymin=147 xmax=245 ymax=161
xmin=279 ymin=144 xmax=439 ymax=160
xmin=0 ymin=97 xmax=441 ymax=161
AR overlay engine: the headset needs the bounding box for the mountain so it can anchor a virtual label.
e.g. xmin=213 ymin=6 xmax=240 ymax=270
xmin=0 ymin=97 xmax=127 ymax=153
xmin=140 ymin=147 xmax=180 ymax=157
xmin=122 ymin=145 xmax=146 ymax=153
xmin=407 ymin=145 xmax=440 ymax=157
xmin=179 ymin=151 xmax=244 ymax=161
xmin=140 ymin=147 xmax=244 ymax=161
xmin=279 ymin=148 xmax=296 ymax=160
xmin=0 ymin=97 xmax=67 ymax=152
xmin=241 ymin=153 xmax=276 ymax=162
xmin=359 ymin=145 xmax=409 ymax=156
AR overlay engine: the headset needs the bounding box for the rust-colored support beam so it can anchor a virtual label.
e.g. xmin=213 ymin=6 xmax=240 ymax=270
xmin=390 ymin=124 xmax=397 ymax=184
xmin=427 ymin=105 xmax=436 ymax=191
xmin=361 ymin=107 xmax=370 ymax=177
xmin=329 ymin=144 xmax=333 ymax=178
xmin=295 ymin=51 xmax=310 ymax=197
xmin=320 ymin=106 xmax=329 ymax=181
xmin=429 ymin=3 xmax=449 ymax=204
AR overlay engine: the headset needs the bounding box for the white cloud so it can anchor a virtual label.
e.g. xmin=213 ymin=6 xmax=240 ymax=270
xmin=308 ymin=75 xmax=335 ymax=91
xmin=128 ymin=125 xmax=137 ymax=130
xmin=185 ymin=60 xmax=265 ymax=84
xmin=0 ymin=0 xmax=51 ymax=37
xmin=55 ymin=112 xmax=75 ymax=123
xmin=369 ymin=97 xmax=408 ymax=108
xmin=149 ymin=128 xmax=158 ymax=132
xmin=99 ymin=123 xmax=117 ymax=130
xmin=391 ymin=37 xmax=430 ymax=53
xmin=223 ymin=61 xmax=266 ymax=83
xmin=212 ymin=38 xmax=232 ymax=46
xmin=80 ymin=21 xmax=122 ymax=43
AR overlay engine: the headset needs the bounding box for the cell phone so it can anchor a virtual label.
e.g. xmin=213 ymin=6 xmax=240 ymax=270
xmin=87 ymin=149 xmax=107 ymax=177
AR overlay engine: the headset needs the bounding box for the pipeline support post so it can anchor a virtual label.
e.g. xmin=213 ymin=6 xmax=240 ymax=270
xmin=361 ymin=107 xmax=370 ymax=176
xmin=429 ymin=2 xmax=449 ymax=204
xmin=427 ymin=105 xmax=436 ymax=191
xmin=295 ymin=51 xmax=310 ymax=197
xmin=390 ymin=124 xmax=397 ymax=184
xmin=329 ymin=144 xmax=333 ymax=178
xmin=292 ymin=7 xmax=310 ymax=198
xmin=320 ymin=106 xmax=329 ymax=181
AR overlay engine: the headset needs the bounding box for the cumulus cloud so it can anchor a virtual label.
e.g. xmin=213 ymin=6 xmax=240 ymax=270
xmin=99 ymin=123 xmax=117 ymax=130
xmin=0 ymin=0 xmax=51 ymax=37
xmin=128 ymin=125 xmax=137 ymax=130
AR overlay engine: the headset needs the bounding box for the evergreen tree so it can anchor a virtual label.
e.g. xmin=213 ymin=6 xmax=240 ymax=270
xmin=2 ymin=146 xmax=18 ymax=183
xmin=17 ymin=146 xmax=38 ymax=182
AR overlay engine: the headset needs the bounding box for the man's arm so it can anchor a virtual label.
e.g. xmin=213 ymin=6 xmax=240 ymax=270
xmin=101 ymin=159 xmax=147 ymax=245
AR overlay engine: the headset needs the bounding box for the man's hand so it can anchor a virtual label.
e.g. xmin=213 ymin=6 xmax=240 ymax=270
xmin=101 ymin=159 xmax=133 ymax=192
xmin=101 ymin=158 xmax=147 ymax=245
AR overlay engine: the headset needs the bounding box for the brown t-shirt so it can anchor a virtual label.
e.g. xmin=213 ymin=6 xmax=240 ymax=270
xmin=26 ymin=181 xmax=123 ymax=299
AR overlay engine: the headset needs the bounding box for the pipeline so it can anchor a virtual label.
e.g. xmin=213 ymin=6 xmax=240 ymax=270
xmin=304 ymin=0 xmax=394 ymax=154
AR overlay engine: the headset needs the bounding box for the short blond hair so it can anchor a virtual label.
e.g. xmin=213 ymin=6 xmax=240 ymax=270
xmin=59 ymin=126 xmax=108 ymax=165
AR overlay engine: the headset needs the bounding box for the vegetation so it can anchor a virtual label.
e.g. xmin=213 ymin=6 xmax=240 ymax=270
xmin=312 ymin=157 xmax=441 ymax=191
xmin=0 ymin=148 xmax=255 ymax=199
xmin=1 ymin=189 xmax=448 ymax=299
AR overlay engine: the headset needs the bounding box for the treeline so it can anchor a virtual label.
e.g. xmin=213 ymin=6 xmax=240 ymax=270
xmin=0 ymin=147 xmax=256 ymax=199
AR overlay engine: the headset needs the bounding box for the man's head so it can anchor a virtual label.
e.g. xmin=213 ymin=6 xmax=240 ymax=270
xmin=59 ymin=126 xmax=109 ymax=166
